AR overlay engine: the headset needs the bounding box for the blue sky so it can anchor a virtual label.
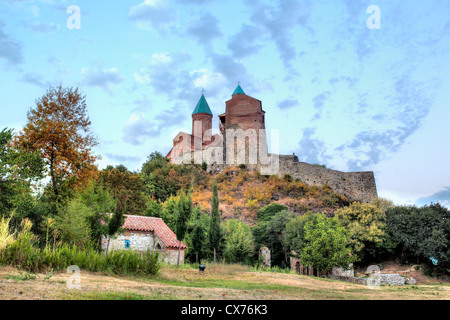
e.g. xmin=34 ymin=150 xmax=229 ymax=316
xmin=1 ymin=0 xmax=449 ymax=207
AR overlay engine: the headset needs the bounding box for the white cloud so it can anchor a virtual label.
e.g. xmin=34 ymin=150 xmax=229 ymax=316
xmin=81 ymin=67 xmax=125 ymax=92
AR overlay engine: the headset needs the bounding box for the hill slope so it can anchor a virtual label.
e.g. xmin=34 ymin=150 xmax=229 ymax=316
xmin=190 ymin=166 xmax=350 ymax=223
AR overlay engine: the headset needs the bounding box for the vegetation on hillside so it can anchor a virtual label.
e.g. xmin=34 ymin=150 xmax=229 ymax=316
xmin=1 ymin=86 xmax=450 ymax=281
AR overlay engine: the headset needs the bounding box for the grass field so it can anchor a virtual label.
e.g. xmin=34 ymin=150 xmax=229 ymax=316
xmin=1 ymin=263 xmax=449 ymax=300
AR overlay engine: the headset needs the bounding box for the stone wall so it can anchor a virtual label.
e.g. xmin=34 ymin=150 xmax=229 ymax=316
xmin=101 ymin=231 xmax=185 ymax=265
xmin=324 ymin=273 xmax=417 ymax=286
xmin=276 ymin=155 xmax=378 ymax=203
xmin=102 ymin=231 xmax=156 ymax=252
xmin=332 ymin=264 xmax=355 ymax=277
xmin=259 ymin=247 xmax=271 ymax=268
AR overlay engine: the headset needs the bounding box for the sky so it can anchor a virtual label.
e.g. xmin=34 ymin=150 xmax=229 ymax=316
xmin=0 ymin=0 xmax=449 ymax=208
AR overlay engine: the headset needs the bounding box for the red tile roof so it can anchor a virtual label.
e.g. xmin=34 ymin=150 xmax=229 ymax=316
xmin=123 ymin=215 xmax=187 ymax=249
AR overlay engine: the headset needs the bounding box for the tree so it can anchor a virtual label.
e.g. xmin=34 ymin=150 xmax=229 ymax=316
xmin=0 ymin=128 xmax=45 ymax=218
xmin=257 ymin=203 xmax=288 ymax=222
xmin=78 ymin=180 xmax=117 ymax=250
xmin=300 ymin=214 xmax=357 ymax=274
xmin=260 ymin=209 xmax=295 ymax=267
xmin=386 ymin=203 xmax=450 ymax=271
xmin=175 ymin=191 xmax=192 ymax=266
xmin=55 ymin=197 xmax=93 ymax=247
xmin=161 ymin=195 xmax=177 ymax=231
xmin=284 ymin=212 xmax=317 ymax=257
xmin=334 ymin=202 xmax=392 ymax=263
xmin=98 ymin=168 xmax=147 ymax=216
xmin=208 ymin=179 xmax=222 ymax=263
xmin=105 ymin=196 xmax=127 ymax=253
xmin=144 ymin=197 xmax=163 ymax=218
xmin=14 ymin=86 xmax=98 ymax=209
xmin=223 ymin=219 xmax=254 ymax=264
xmin=190 ymin=206 xmax=207 ymax=263
xmin=140 ymin=151 xmax=205 ymax=202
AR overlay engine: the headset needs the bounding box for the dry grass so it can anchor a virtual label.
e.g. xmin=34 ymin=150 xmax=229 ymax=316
xmin=1 ymin=264 xmax=450 ymax=300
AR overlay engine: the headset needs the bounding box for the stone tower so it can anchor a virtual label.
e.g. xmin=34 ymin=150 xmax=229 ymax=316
xmin=218 ymin=85 xmax=267 ymax=165
xmin=192 ymin=93 xmax=213 ymax=144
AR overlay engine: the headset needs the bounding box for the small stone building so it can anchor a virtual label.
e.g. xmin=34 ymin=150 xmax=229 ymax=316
xmin=101 ymin=215 xmax=187 ymax=265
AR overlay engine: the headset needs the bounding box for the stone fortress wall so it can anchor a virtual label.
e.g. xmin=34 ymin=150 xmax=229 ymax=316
xmin=275 ymin=155 xmax=378 ymax=203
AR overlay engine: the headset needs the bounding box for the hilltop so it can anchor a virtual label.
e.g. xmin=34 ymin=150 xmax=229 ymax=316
xmin=187 ymin=166 xmax=350 ymax=223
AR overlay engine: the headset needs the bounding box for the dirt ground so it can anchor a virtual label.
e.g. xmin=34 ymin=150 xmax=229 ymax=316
xmin=1 ymin=263 xmax=450 ymax=300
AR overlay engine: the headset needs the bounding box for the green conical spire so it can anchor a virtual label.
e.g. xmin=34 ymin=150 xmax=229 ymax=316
xmin=232 ymin=84 xmax=246 ymax=95
xmin=192 ymin=94 xmax=213 ymax=116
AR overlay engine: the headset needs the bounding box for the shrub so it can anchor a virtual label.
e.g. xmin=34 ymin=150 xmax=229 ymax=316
xmin=0 ymin=219 xmax=160 ymax=275
xmin=257 ymin=203 xmax=288 ymax=222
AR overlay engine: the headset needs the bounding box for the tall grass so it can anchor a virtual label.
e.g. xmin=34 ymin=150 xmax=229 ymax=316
xmin=0 ymin=218 xmax=160 ymax=276
xmin=0 ymin=216 xmax=15 ymax=251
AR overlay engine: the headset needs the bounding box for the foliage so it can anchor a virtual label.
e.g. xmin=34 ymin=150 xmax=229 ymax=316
xmin=252 ymin=209 xmax=296 ymax=267
xmin=188 ymin=206 xmax=209 ymax=262
xmin=141 ymin=151 xmax=205 ymax=202
xmin=257 ymin=203 xmax=288 ymax=222
xmin=299 ymin=214 xmax=357 ymax=273
xmin=334 ymin=202 xmax=392 ymax=263
xmin=284 ymin=212 xmax=317 ymax=256
xmin=223 ymin=219 xmax=254 ymax=264
xmin=0 ymin=216 xmax=15 ymax=251
xmin=55 ymin=198 xmax=93 ymax=247
xmin=208 ymin=179 xmax=222 ymax=259
xmin=78 ymin=181 xmax=117 ymax=250
xmin=175 ymin=191 xmax=192 ymax=265
xmin=0 ymin=218 xmax=160 ymax=275
xmin=0 ymin=128 xmax=45 ymax=219
xmin=14 ymin=86 xmax=98 ymax=207
xmin=371 ymin=197 xmax=395 ymax=213
xmin=161 ymin=195 xmax=178 ymax=231
xmin=98 ymin=168 xmax=147 ymax=216
xmin=386 ymin=203 xmax=450 ymax=272
xmin=145 ymin=197 xmax=164 ymax=218
xmin=175 ymin=191 xmax=192 ymax=242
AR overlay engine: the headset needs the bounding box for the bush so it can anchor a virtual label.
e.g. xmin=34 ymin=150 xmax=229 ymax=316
xmin=0 ymin=218 xmax=160 ymax=275
xmin=257 ymin=203 xmax=288 ymax=222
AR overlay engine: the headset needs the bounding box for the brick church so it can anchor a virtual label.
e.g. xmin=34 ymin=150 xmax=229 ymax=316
xmin=166 ymin=84 xmax=267 ymax=165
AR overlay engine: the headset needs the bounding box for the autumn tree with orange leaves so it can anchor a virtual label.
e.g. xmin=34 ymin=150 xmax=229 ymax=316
xmin=15 ymin=85 xmax=99 ymax=209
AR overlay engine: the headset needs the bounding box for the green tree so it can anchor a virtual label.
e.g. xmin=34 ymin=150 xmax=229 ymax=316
xmin=78 ymin=181 xmax=117 ymax=250
xmin=334 ymin=202 xmax=391 ymax=263
xmin=98 ymin=168 xmax=147 ymax=216
xmin=262 ymin=209 xmax=296 ymax=267
xmin=300 ymin=214 xmax=357 ymax=274
xmin=386 ymin=203 xmax=450 ymax=271
xmin=161 ymin=195 xmax=177 ymax=231
xmin=208 ymin=179 xmax=222 ymax=263
xmin=175 ymin=191 xmax=192 ymax=266
xmin=190 ymin=206 xmax=208 ymax=263
xmin=223 ymin=219 xmax=254 ymax=264
xmin=144 ymin=197 xmax=163 ymax=218
xmin=55 ymin=197 xmax=93 ymax=247
xmin=105 ymin=197 xmax=126 ymax=253
xmin=284 ymin=212 xmax=317 ymax=258
xmin=0 ymin=128 xmax=45 ymax=219
xmin=257 ymin=203 xmax=288 ymax=222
